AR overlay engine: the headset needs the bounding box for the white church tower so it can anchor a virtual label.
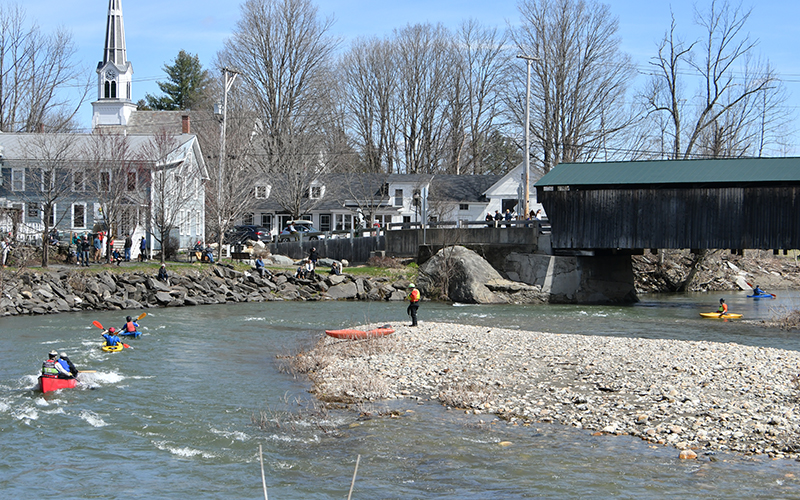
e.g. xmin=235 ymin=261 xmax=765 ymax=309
xmin=92 ymin=0 xmax=136 ymax=130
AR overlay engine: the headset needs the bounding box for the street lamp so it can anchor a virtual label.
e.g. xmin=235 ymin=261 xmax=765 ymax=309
xmin=517 ymin=54 xmax=539 ymax=220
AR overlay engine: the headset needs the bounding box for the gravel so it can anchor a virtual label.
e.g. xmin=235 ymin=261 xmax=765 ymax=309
xmin=303 ymin=322 xmax=800 ymax=460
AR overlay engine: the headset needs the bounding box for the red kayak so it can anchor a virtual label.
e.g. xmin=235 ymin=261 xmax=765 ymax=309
xmin=325 ymin=327 xmax=395 ymax=340
xmin=39 ymin=375 xmax=77 ymax=393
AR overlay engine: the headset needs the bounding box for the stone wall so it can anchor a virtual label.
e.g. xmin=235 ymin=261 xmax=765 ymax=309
xmin=0 ymin=267 xmax=413 ymax=317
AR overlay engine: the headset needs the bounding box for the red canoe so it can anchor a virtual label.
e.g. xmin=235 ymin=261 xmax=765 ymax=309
xmin=325 ymin=327 xmax=395 ymax=340
xmin=39 ymin=376 xmax=77 ymax=393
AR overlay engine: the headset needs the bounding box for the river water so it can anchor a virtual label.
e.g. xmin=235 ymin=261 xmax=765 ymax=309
xmin=2 ymin=292 xmax=799 ymax=499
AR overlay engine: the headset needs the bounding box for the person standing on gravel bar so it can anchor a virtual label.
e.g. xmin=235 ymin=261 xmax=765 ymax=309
xmin=124 ymin=234 xmax=132 ymax=261
xmin=308 ymin=247 xmax=318 ymax=275
xmin=407 ymin=283 xmax=421 ymax=327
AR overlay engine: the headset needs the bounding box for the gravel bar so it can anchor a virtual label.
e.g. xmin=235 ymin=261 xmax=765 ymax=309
xmin=304 ymin=322 xmax=800 ymax=460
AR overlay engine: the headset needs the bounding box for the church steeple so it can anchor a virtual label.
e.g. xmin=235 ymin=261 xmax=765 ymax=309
xmin=92 ymin=0 xmax=136 ymax=130
xmin=103 ymin=0 xmax=128 ymax=66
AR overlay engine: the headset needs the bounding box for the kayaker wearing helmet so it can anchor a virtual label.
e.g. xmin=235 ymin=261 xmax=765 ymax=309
xmin=121 ymin=315 xmax=139 ymax=335
xmin=59 ymin=352 xmax=79 ymax=377
xmin=42 ymin=350 xmax=73 ymax=379
xmin=101 ymin=327 xmax=122 ymax=347
xmin=718 ymin=298 xmax=728 ymax=317
xmin=407 ymin=283 xmax=421 ymax=327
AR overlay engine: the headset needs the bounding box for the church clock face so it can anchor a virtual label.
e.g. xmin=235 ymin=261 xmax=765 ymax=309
xmin=106 ymin=69 xmax=116 ymax=80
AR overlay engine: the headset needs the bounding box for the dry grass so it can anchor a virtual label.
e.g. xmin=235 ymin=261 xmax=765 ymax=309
xmin=438 ymin=381 xmax=495 ymax=410
xmin=773 ymin=305 xmax=800 ymax=331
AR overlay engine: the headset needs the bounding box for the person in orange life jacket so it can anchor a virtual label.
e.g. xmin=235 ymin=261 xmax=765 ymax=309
xmin=407 ymin=283 xmax=421 ymax=327
xmin=718 ymin=298 xmax=728 ymax=316
xmin=101 ymin=327 xmax=122 ymax=347
xmin=59 ymin=352 xmax=79 ymax=377
xmin=121 ymin=315 xmax=139 ymax=334
xmin=42 ymin=350 xmax=73 ymax=379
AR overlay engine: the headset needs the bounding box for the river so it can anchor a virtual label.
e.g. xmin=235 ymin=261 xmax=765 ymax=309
xmin=2 ymin=291 xmax=799 ymax=499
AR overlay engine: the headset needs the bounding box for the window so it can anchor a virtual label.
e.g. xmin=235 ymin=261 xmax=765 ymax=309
xmin=394 ymin=189 xmax=403 ymax=206
xmin=254 ymin=185 xmax=269 ymax=199
xmin=41 ymin=170 xmax=55 ymax=192
xmin=73 ymin=170 xmax=84 ymax=192
xmin=459 ymin=204 xmax=469 ymax=211
xmin=127 ymin=171 xmax=137 ymax=191
xmin=334 ymin=214 xmax=352 ymax=231
xmin=110 ymin=81 xmax=117 ymax=98
xmin=45 ymin=204 xmax=56 ymax=227
xmin=104 ymin=81 xmax=110 ymax=98
xmin=310 ymin=185 xmax=323 ymax=199
xmin=260 ymin=214 xmax=272 ymax=232
xmin=243 ymin=213 xmax=254 ymax=225
xmin=319 ymin=214 xmax=331 ymax=232
xmin=12 ymin=168 xmax=24 ymax=191
xmin=99 ymin=171 xmax=110 ymax=192
xmin=72 ymin=204 xmax=86 ymax=229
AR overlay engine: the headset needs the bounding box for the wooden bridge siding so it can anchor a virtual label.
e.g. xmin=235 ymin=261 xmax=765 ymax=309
xmin=540 ymin=186 xmax=800 ymax=250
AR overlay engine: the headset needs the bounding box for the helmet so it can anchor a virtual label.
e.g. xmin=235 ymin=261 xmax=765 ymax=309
xmin=719 ymin=298 xmax=725 ymax=303
xmin=126 ymin=316 xmax=132 ymax=322
xmin=60 ymin=352 xmax=68 ymax=358
xmin=48 ymin=350 xmax=58 ymax=358
xmin=108 ymin=327 xmax=116 ymax=333
xmin=408 ymin=283 xmax=416 ymax=289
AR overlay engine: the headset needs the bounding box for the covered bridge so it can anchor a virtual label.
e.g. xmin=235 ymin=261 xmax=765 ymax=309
xmin=535 ymin=158 xmax=800 ymax=253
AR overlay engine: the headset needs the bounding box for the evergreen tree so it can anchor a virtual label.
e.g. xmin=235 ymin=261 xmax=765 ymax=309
xmin=145 ymin=50 xmax=210 ymax=110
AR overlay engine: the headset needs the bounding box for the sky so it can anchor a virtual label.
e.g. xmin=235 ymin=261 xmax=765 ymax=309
xmin=31 ymin=0 xmax=800 ymax=150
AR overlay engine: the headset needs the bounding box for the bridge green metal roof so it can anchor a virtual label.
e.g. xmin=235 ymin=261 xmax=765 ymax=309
xmin=535 ymin=157 xmax=800 ymax=187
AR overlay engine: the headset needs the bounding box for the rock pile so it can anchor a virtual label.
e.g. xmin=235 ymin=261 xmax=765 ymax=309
xmin=304 ymin=322 xmax=800 ymax=460
xmin=0 ymin=267 xmax=412 ymax=316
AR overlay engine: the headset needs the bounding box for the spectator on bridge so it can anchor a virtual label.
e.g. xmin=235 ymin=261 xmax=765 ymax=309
xmin=504 ymin=209 xmax=513 ymax=227
xmin=485 ymin=213 xmax=494 ymax=227
xmin=493 ymin=210 xmax=502 ymax=227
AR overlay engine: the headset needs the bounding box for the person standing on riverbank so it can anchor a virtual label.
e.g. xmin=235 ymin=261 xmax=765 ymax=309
xmin=124 ymin=234 xmax=132 ymax=262
xmin=139 ymin=236 xmax=147 ymax=262
xmin=407 ymin=283 xmax=420 ymax=327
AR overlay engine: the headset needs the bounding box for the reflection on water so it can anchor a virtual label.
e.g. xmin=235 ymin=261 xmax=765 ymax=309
xmin=1 ymin=293 xmax=799 ymax=499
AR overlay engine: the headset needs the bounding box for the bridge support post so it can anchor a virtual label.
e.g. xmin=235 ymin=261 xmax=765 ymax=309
xmin=505 ymin=252 xmax=637 ymax=304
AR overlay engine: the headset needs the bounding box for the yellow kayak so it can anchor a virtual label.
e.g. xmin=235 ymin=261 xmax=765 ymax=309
xmin=699 ymin=312 xmax=743 ymax=319
xmin=101 ymin=343 xmax=124 ymax=352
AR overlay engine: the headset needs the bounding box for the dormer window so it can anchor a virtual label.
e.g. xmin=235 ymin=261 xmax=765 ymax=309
xmin=310 ymin=185 xmax=324 ymax=199
xmin=254 ymin=185 xmax=271 ymax=199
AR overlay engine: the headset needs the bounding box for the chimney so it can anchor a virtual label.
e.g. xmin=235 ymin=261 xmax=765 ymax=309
xmin=181 ymin=114 xmax=190 ymax=134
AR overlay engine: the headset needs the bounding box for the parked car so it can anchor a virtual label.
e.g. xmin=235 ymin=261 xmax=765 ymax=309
xmin=278 ymin=220 xmax=325 ymax=242
xmin=224 ymin=225 xmax=271 ymax=244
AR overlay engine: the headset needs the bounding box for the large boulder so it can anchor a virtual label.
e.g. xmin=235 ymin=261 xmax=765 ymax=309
xmin=419 ymin=245 xmax=546 ymax=304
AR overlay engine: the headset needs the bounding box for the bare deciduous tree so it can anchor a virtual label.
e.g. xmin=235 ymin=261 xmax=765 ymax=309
xmin=219 ymin=0 xmax=340 ymax=219
xmin=0 ymin=3 xmax=89 ymax=132
xmin=84 ymin=132 xmax=146 ymax=262
xmin=393 ymin=23 xmax=455 ymax=174
xmin=510 ymin=0 xmax=636 ymax=173
xmin=339 ymin=37 xmax=398 ymax=174
xmin=642 ymin=0 xmax=791 ymax=159
xmin=19 ymin=134 xmax=77 ymax=267
xmin=447 ymin=19 xmax=510 ymax=175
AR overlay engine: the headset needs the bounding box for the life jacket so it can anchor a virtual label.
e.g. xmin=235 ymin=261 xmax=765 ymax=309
xmin=42 ymin=359 xmax=59 ymax=377
xmin=409 ymin=289 xmax=420 ymax=303
xmin=718 ymin=303 xmax=728 ymax=313
xmin=125 ymin=321 xmax=136 ymax=333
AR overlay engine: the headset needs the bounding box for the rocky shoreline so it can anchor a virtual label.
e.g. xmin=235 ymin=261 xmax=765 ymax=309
xmin=0 ymin=265 xmax=411 ymax=317
xmin=299 ymin=322 xmax=800 ymax=461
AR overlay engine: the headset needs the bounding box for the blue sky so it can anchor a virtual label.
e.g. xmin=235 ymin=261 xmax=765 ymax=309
xmin=33 ymin=0 xmax=800 ymax=148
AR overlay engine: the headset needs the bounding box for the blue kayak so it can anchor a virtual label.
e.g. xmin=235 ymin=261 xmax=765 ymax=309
xmin=119 ymin=331 xmax=142 ymax=338
xmin=747 ymin=293 xmax=774 ymax=299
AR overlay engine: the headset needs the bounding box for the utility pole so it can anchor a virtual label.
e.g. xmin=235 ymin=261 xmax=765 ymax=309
xmin=215 ymin=66 xmax=239 ymax=259
xmin=517 ymin=54 xmax=539 ymax=220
